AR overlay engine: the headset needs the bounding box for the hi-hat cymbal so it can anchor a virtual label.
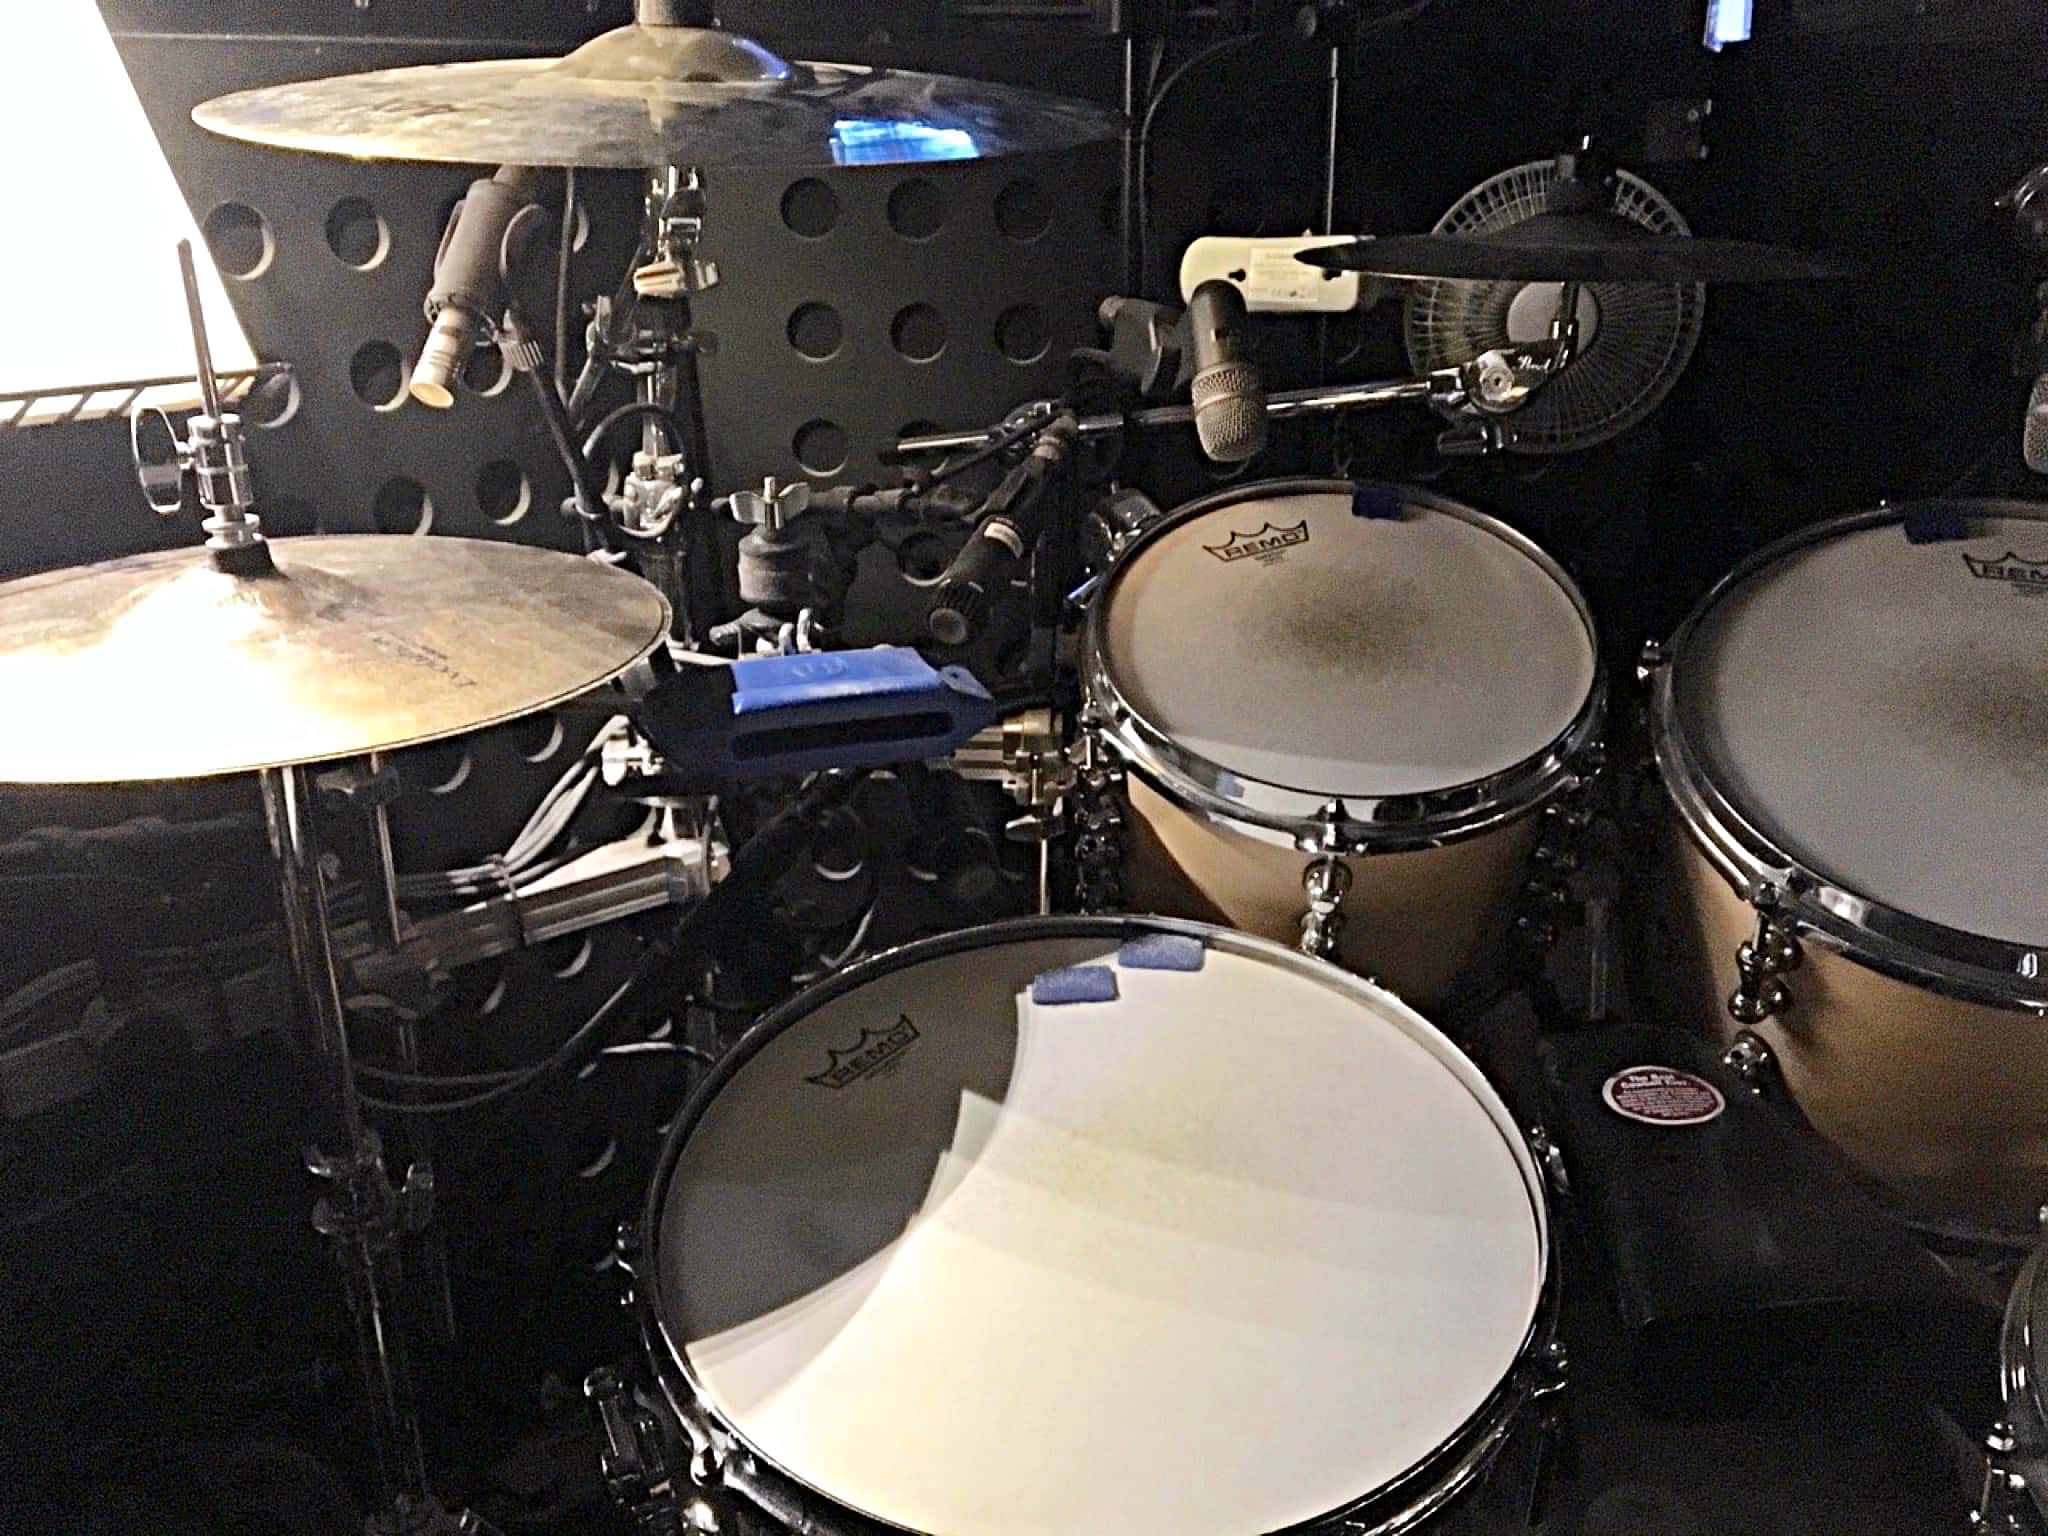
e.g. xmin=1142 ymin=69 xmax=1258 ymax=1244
xmin=1299 ymin=211 xmax=1852 ymax=284
xmin=193 ymin=21 xmax=1119 ymax=169
xmin=0 ymin=536 xmax=670 ymax=784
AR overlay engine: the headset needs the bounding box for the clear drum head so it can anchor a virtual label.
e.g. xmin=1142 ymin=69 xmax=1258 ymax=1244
xmin=650 ymin=918 xmax=1547 ymax=1536
xmin=1670 ymin=505 xmax=2048 ymax=956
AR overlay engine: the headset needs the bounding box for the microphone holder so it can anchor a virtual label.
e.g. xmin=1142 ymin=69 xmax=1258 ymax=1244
xmin=887 ymin=333 xmax=1579 ymax=462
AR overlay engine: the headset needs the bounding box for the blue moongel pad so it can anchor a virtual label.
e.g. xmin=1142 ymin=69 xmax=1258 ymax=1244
xmin=1031 ymin=966 xmax=1119 ymax=1005
xmin=1117 ymin=934 xmax=1206 ymax=972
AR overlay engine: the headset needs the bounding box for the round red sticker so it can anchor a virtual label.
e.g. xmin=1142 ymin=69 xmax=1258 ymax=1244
xmin=1602 ymin=1066 xmax=1725 ymax=1127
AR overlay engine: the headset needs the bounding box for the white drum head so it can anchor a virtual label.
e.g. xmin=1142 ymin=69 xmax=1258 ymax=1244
xmin=656 ymin=924 xmax=1543 ymax=1536
xmin=1097 ymin=486 xmax=1597 ymax=798
xmin=1676 ymin=512 xmax=2048 ymax=946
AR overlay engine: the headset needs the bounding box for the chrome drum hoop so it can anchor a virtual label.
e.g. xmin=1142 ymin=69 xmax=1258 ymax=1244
xmin=1990 ymin=1245 xmax=2048 ymax=1532
xmin=639 ymin=915 xmax=1563 ymax=1536
xmin=1645 ymin=501 xmax=2048 ymax=1014
xmin=1080 ymin=479 xmax=1607 ymax=856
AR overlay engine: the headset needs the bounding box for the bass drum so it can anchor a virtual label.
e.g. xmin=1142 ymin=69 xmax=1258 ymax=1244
xmin=1082 ymin=480 xmax=1603 ymax=1006
xmin=643 ymin=916 xmax=1561 ymax=1536
xmin=1649 ymin=501 xmax=2048 ymax=1232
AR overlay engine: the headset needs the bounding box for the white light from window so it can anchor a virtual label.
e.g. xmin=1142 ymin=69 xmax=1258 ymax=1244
xmin=0 ymin=2 xmax=259 ymax=421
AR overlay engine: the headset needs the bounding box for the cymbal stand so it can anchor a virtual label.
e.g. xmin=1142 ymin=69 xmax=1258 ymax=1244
xmin=565 ymin=165 xmax=720 ymax=644
xmin=148 ymin=242 xmax=491 ymax=1536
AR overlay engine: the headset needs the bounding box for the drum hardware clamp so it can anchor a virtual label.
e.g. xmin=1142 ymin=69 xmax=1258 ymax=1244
xmin=1066 ymin=724 xmax=1128 ymax=916
xmin=952 ymin=709 xmax=1077 ymax=914
xmin=586 ymin=1366 xmax=698 ymax=1536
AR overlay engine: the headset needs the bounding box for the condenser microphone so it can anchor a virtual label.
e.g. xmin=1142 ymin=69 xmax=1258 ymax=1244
xmin=1184 ymin=279 xmax=1267 ymax=464
xmin=411 ymin=164 xmax=546 ymax=409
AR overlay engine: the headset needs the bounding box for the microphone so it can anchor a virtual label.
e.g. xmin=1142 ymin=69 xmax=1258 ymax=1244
xmin=1184 ymin=278 xmax=1267 ymax=464
xmin=411 ymin=165 xmax=546 ymax=409
xmin=927 ymin=416 xmax=1078 ymax=647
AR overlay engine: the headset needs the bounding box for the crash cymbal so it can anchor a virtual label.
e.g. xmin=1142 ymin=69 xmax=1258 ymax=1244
xmin=0 ymin=535 xmax=669 ymax=784
xmin=1299 ymin=211 xmax=1852 ymax=283
xmin=193 ymin=20 xmax=1119 ymax=168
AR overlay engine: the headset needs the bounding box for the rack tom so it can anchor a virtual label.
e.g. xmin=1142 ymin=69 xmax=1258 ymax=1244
xmin=1082 ymin=479 xmax=1603 ymax=1004
xmin=1648 ymin=501 xmax=2048 ymax=1230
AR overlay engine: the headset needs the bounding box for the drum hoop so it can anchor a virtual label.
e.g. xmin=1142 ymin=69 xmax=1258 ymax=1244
xmin=1649 ymin=500 xmax=2048 ymax=1012
xmin=2000 ymin=1245 xmax=2048 ymax=1522
xmin=641 ymin=914 xmax=1558 ymax=1536
xmin=1080 ymin=479 xmax=1606 ymax=854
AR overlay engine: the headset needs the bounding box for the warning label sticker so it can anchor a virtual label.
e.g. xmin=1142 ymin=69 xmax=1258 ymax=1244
xmin=1601 ymin=1065 xmax=1726 ymax=1127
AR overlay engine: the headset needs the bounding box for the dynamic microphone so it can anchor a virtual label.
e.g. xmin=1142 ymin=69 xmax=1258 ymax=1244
xmin=1184 ymin=279 xmax=1267 ymax=464
xmin=411 ymin=165 xmax=547 ymax=409
xmin=927 ymin=416 xmax=1078 ymax=647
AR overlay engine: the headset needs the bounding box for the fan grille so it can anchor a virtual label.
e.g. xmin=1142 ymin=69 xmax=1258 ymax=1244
xmin=1403 ymin=161 xmax=1705 ymax=454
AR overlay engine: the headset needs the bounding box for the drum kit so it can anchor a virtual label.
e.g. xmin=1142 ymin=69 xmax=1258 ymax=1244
xmin=2 ymin=2 xmax=2041 ymax=1533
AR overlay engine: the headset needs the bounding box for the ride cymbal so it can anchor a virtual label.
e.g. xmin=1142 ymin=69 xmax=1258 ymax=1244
xmin=194 ymin=21 xmax=1119 ymax=169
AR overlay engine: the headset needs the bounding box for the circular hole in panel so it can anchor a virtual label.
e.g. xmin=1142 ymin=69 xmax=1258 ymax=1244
xmin=508 ymin=713 xmax=564 ymax=763
xmin=787 ymin=302 xmax=845 ymax=361
xmin=241 ymin=370 xmax=301 ymax=430
xmin=793 ymin=419 xmax=848 ymax=476
xmin=894 ymin=530 xmax=950 ymax=584
xmin=995 ymin=305 xmax=1051 ymax=364
xmin=371 ymin=475 xmax=433 ymax=534
xmin=203 ymin=202 xmax=273 ymax=280
xmin=572 ymin=202 xmax=592 ymax=253
xmin=324 ymin=196 xmax=390 ymax=270
xmin=995 ymin=178 xmax=1051 ymax=241
xmin=411 ymin=741 xmax=472 ymax=795
xmin=477 ymin=973 xmax=509 ymax=1016
xmin=781 ymin=178 xmax=840 ymax=238
xmin=462 ymin=345 xmax=512 ymax=398
xmin=350 ymin=342 xmax=408 ymax=412
xmin=476 ymin=460 xmax=532 ymax=526
xmin=891 ymin=303 xmax=947 ymax=362
xmin=543 ymin=934 xmax=595 ymax=980
xmin=887 ymin=178 xmax=947 ymax=240
xmin=264 ymin=496 xmax=319 ymax=538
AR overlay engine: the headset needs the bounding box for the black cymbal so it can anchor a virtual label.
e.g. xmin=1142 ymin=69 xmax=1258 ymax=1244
xmin=1299 ymin=211 xmax=1853 ymax=284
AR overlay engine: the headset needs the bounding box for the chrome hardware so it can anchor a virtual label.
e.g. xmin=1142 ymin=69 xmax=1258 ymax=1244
xmin=954 ymin=709 xmax=1076 ymax=915
xmin=1067 ymin=727 xmax=1126 ymax=916
xmin=1728 ymin=887 xmax=1801 ymax=1024
xmin=1972 ymin=1423 xmax=2030 ymax=1534
xmin=727 ymin=475 xmax=811 ymax=534
xmin=587 ymin=1367 xmax=690 ymax=1536
xmin=1722 ymin=1029 xmax=1779 ymax=1094
xmin=1636 ymin=636 xmax=1669 ymax=681
xmin=1299 ymin=855 xmax=1352 ymax=961
xmin=1528 ymin=1125 xmax=1570 ymax=1198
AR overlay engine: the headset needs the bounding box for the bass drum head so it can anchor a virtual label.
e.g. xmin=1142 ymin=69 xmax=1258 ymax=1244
xmin=1673 ymin=506 xmax=2048 ymax=948
xmin=652 ymin=918 xmax=1544 ymax=1536
xmin=1097 ymin=482 xmax=1597 ymax=799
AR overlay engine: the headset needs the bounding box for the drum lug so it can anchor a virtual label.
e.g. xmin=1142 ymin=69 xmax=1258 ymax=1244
xmin=1728 ymin=886 xmax=1802 ymax=1025
xmin=610 ymin=1222 xmax=643 ymax=1307
xmin=1067 ymin=727 xmax=1126 ymax=916
xmin=1722 ymin=1029 xmax=1780 ymax=1095
xmin=1972 ymin=1423 xmax=2031 ymax=1534
xmin=1636 ymin=637 xmax=1670 ymax=681
xmin=1528 ymin=1124 xmax=1571 ymax=1198
xmin=1299 ymin=855 xmax=1353 ymax=962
